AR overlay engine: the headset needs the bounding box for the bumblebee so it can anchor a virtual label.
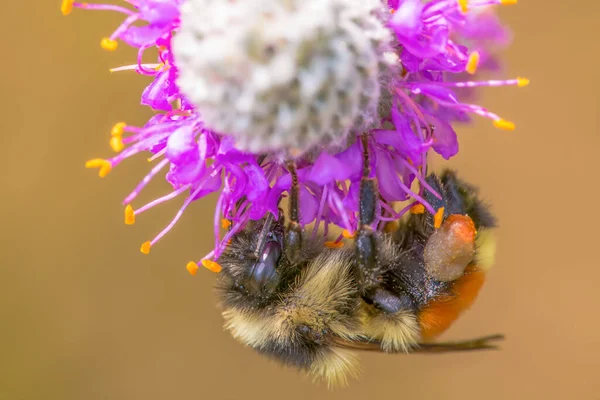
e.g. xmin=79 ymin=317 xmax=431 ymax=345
xmin=215 ymin=137 xmax=501 ymax=386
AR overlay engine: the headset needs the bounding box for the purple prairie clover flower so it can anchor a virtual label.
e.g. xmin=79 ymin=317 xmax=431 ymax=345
xmin=65 ymin=0 xmax=528 ymax=273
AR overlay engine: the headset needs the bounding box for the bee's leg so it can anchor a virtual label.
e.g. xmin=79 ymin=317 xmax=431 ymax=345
xmin=355 ymin=135 xmax=378 ymax=289
xmin=413 ymin=334 xmax=505 ymax=353
xmin=285 ymin=161 xmax=302 ymax=264
xmin=354 ymin=136 xmax=412 ymax=313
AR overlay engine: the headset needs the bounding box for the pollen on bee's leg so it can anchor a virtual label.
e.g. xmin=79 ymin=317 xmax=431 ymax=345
xmin=433 ymin=207 xmax=445 ymax=229
xmin=124 ymin=205 xmax=135 ymax=225
xmin=202 ymin=259 xmax=222 ymax=273
xmin=221 ymin=219 xmax=232 ymax=229
xmin=140 ymin=241 xmax=151 ymax=254
xmin=85 ymin=158 xmax=112 ymax=177
xmin=186 ymin=261 xmax=199 ymax=276
xmin=424 ymin=214 xmax=477 ymax=282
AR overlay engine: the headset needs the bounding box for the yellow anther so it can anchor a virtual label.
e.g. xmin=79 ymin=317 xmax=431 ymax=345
xmin=109 ymin=136 xmax=124 ymax=153
xmin=342 ymin=230 xmax=355 ymax=239
xmin=325 ymin=241 xmax=344 ymax=249
xmin=493 ymin=119 xmax=516 ymax=131
xmin=517 ymin=77 xmax=530 ymax=87
xmin=458 ymin=0 xmax=468 ymax=13
xmin=111 ymin=122 xmax=126 ymax=137
xmin=101 ymin=38 xmax=118 ymax=51
xmin=124 ymin=205 xmax=135 ymax=225
xmin=501 ymin=0 xmax=517 ymax=4
xmin=85 ymin=158 xmax=112 ymax=178
xmin=202 ymin=259 xmax=222 ymax=273
xmin=410 ymin=204 xmax=425 ymax=214
xmin=186 ymin=261 xmax=199 ymax=276
xmin=434 ymin=207 xmax=445 ymax=229
xmin=140 ymin=241 xmax=151 ymax=254
xmin=61 ymin=0 xmax=74 ymax=16
xmin=221 ymin=219 xmax=232 ymax=229
xmin=466 ymin=51 xmax=480 ymax=75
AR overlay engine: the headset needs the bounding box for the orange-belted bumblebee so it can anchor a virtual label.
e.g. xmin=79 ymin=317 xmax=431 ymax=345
xmin=214 ymin=139 xmax=500 ymax=386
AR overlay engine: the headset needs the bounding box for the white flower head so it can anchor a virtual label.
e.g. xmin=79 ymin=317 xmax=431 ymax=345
xmin=174 ymin=0 xmax=397 ymax=155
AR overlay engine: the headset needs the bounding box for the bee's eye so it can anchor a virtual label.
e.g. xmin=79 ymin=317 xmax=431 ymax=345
xmin=249 ymin=241 xmax=281 ymax=292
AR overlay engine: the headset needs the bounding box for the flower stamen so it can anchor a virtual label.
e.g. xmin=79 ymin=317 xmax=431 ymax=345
xmin=85 ymin=158 xmax=112 ymax=177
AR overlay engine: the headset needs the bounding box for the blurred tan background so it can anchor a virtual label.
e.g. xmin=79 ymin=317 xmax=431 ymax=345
xmin=1 ymin=1 xmax=599 ymax=399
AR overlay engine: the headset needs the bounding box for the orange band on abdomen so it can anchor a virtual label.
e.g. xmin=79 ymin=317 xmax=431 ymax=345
xmin=418 ymin=265 xmax=486 ymax=340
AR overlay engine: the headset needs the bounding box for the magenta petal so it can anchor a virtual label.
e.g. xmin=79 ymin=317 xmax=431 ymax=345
xmin=342 ymin=182 xmax=360 ymax=212
xmin=244 ymin=163 xmax=269 ymax=202
xmin=138 ymin=1 xmax=179 ymax=26
xmin=334 ymin=141 xmax=363 ymax=181
xmin=141 ymin=70 xmax=176 ymax=111
xmin=307 ymin=152 xmax=347 ymax=185
xmin=426 ymin=115 xmax=458 ymax=159
xmin=166 ymin=125 xmax=196 ymax=163
xmin=189 ymin=171 xmax=222 ymax=201
xmin=121 ymin=26 xmax=167 ymax=48
xmin=390 ymin=0 xmax=423 ymax=37
xmin=374 ymin=148 xmax=408 ymax=202
xmin=298 ymin=186 xmax=318 ymax=226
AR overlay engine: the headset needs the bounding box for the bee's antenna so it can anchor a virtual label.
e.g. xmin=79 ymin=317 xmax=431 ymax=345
xmin=254 ymin=212 xmax=274 ymax=257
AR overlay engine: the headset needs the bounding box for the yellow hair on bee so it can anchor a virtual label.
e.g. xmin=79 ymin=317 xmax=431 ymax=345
xmin=475 ymin=229 xmax=496 ymax=272
xmin=280 ymin=250 xmax=359 ymax=341
xmin=223 ymin=250 xmax=359 ymax=348
xmin=222 ymin=308 xmax=276 ymax=349
xmin=309 ymin=347 xmax=361 ymax=388
xmin=359 ymin=306 xmax=420 ymax=353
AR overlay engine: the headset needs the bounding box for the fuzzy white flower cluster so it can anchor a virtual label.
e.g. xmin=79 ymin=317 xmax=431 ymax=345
xmin=173 ymin=0 xmax=397 ymax=155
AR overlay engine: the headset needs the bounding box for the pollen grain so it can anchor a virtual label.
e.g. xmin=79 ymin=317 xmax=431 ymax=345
xmin=493 ymin=119 xmax=515 ymax=131
xmin=434 ymin=207 xmax=445 ymax=229
xmin=410 ymin=204 xmax=425 ymax=214
xmin=140 ymin=241 xmax=151 ymax=255
xmin=110 ymin=136 xmax=124 ymax=153
xmin=466 ymin=51 xmax=480 ymax=75
xmin=61 ymin=0 xmax=74 ymax=16
xmin=111 ymin=122 xmax=126 ymax=136
xmin=85 ymin=158 xmax=112 ymax=177
xmin=125 ymin=205 xmax=135 ymax=225
xmin=186 ymin=262 xmax=199 ymax=276
xmin=202 ymin=259 xmax=223 ymax=273
xmin=101 ymin=38 xmax=118 ymax=51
